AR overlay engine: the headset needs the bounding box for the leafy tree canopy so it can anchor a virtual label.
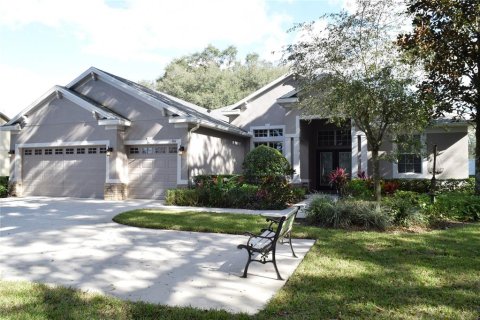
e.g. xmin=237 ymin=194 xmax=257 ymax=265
xmin=152 ymin=45 xmax=287 ymax=109
xmin=284 ymin=0 xmax=431 ymax=201
xmin=397 ymin=0 xmax=480 ymax=194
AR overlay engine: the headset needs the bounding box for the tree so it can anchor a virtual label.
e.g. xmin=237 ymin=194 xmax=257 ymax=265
xmin=284 ymin=0 xmax=430 ymax=202
xmin=153 ymin=45 xmax=287 ymax=109
xmin=397 ymin=0 xmax=480 ymax=194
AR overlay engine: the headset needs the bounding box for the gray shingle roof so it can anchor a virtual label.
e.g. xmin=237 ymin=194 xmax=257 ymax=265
xmin=97 ymin=69 xmax=249 ymax=137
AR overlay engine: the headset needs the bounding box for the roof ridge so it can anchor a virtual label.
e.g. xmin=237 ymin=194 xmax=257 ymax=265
xmin=94 ymin=68 xmax=248 ymax=135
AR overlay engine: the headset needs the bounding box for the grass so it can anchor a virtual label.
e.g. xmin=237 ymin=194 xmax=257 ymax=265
xmin=2 ymin=209 xmax=479 ymax=319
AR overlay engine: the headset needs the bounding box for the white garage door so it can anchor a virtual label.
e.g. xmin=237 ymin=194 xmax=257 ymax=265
xmin=127 ymin=145 xmax=178 ymax=199
xmin=22 ymin=146 xmax=106 ymax=198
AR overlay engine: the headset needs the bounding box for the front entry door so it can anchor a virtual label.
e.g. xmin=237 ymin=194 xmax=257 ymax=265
xmin=317 ymin=150 xmax=352 ymax=190
xmin=318 ymin=151 xmax=333 ymax=188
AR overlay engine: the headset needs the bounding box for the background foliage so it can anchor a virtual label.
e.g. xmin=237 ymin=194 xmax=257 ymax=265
xmin=148 ymin=45 xmax=287 ymax=109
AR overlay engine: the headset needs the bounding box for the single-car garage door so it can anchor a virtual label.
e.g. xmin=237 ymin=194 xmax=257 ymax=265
xmin=127 ymin=145 xmax=178 ymax=199
xmin=22 ymin=146 xmax=106 ymax=198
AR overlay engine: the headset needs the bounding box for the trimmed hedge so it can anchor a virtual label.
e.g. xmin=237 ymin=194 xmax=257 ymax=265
xmin=242 ymin=145 xmax=293 ymax=183
xmin=0 ymin=176 xmax=8 ymax=198
xmin=165 ymin=174 xmax=306 ymax=210
xmin=344 ymin=178 xmax=474 ymax=198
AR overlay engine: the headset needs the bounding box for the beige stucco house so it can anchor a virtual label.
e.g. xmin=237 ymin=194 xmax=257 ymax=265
xmin=0 ymin=112 xmax=10 ymax=176
xmin=1 ymin=67 xmax=469 ymax=199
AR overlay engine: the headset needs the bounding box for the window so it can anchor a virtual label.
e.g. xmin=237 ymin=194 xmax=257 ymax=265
xmin=269 ymin=128 xmax=283 ymax=137
xmin=252 ymin=127 xmax=285 ymax=154
xmin=65 ymin=148 xmax=74 ymax=154
xmin=77 ymin=148 xmax=85 ymax=154
xmin=44 ymin=149 xmax=53 ymax=155
xmin=35 ymin=149 xmax=42 ymax=155
xmin=154 ymin=146 xmax=166 ymax=154
xmin=318 ymin=131 xmax=335 ymax=146
xmin=24 ymin=149 xmax=32 ymax=156
xmin=142 ymin=147 xmax=153 ymax=154
xmin=99 ymin=147 xmax=106 ymax=154
xmin=398 ymin=155 xmax=422 ymax=173
xmin=55 ymin=148 xmax=63 ymax=155
xmin=397 ymin=135 xmax=422 ymax=174
xmin=254 ymin=141 xmax=283 ymax=152
xmin=168 ymin=146 xmax=177 ymax=154
xmin=129 ymin=147 xmax=139 ymax=154
xmin=88 ymin=147 xmax=97 ymax=154
xmin=254 ymin=142 xmax=268 ymax=147
xmin=254 ymin=129 xmax=268 ymax=137
xmin=318 ymin=130 xmax=351 ymax=147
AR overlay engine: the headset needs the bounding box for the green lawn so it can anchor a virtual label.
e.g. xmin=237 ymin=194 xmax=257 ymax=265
xmin=1 ymin=210 xmax=478 ymax=319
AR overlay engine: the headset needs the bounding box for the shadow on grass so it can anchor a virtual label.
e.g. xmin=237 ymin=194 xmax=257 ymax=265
xmin=259 ymin=224 xmax=480 ymax=320
xmin=0 ymin=281 xmax=250 ymax=320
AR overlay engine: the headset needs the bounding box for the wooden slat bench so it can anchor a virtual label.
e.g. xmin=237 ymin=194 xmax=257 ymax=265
xmin=237 ymin=206 xmax=300 ymax=280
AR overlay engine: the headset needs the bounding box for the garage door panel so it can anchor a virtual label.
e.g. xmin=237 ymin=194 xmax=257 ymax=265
xmin=22 ymin=146 xmax=105 ymax=198
xmin=127 ymin=145 xmax=177 ymax=199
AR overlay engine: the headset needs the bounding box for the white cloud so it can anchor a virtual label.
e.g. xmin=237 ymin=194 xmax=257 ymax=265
xmin=0 ymin=64 xmax=63 ymax=118
xmin=0 ymin=0 xmax=291 ymax=63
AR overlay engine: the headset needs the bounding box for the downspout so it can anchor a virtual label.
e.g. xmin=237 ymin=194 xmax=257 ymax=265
xmin=187 ymin=123 xmax=201 ymax=186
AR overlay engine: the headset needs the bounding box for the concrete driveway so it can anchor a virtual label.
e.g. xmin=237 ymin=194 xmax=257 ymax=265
xmin=0 ymin=197 xmax=315 ymax=314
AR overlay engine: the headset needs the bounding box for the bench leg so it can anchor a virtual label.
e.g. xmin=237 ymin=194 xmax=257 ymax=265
xmin=288 ymin=232 xmax=297 ymax=258
xmin=272 ymin=250 xmax=283 ymax=280
xmin=241 ymin=250 xmax=253 ymax=278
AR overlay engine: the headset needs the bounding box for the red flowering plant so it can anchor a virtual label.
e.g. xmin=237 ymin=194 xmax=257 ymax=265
xmin=328 ymin=167 xmax=349 ymax=197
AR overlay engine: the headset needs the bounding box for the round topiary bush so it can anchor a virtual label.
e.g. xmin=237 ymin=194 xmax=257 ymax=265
xmin=243 ymin=145 xmax=293 ymax=183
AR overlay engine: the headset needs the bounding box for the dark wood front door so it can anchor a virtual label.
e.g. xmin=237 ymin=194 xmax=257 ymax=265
xmin=316 ymin=150 xmax=352 ymax=190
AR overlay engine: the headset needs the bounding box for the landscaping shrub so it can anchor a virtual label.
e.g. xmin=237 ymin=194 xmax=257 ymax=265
xmin=306 ymin=196 xmax=392 ymax=230
xmin=165 ymin=175 xmax=305 ymax=209
xmin=328 ymin=167 xmax=349 ymax=196
xmin=345 ymin=178 xmax=474 ymax=199
xmin=242 ymin=145 xmax=293 ymax=183
xmin=305 ymin=195 xmax=337 ymax=226
xmin=343 ymin=179 xmax=374 ymax=200
xmin=0 ymin=176 xmax=8 ymax=198
xmin=164 ymin=147 xmax=305 ymax=209
xmin=383 ymin=178 xmax=474 ymax=194
xmin=164 ymin=189 xmax=199 ymax=206
xmin=382 ymin=191 xmax=427 ymax=227
xmin=422 ymin=192 xmax=480 ymax=222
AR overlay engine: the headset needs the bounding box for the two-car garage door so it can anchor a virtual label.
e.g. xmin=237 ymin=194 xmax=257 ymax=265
xmin=21 ymin=144 xmax=178 ymax=199
xmin=22 ymin=146 xmax=106 ymax=198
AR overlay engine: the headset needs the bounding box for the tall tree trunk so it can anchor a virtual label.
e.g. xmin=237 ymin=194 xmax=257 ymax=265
xmin=475 ymin=115 xmax=480 ymax=195
xmin=371 ymin=147 xmax=382 ymax=202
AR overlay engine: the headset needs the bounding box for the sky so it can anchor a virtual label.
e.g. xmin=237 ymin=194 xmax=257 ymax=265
xmin=0 ymin=0 xmax=352 ymax=118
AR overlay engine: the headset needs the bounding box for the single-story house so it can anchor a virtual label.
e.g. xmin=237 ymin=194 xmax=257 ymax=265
xmin=0 ymin=112 xmax=10 ymax=176
xmin=1 ymin=67 xmax=469 ymax=200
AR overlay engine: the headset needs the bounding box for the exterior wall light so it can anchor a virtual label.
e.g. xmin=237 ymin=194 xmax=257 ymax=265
xmin=178 ymin=146 xmax=185 ymax=155
xmin=8 ymin=150 xmax=15 ymax=157
xmin=106 ymin=147 xmax=114 ymax=156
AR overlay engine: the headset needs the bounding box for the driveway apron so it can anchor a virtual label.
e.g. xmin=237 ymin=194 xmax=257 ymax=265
xmin=0 ymin=197 xmax=315 ymax=314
